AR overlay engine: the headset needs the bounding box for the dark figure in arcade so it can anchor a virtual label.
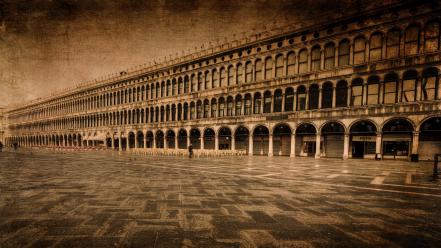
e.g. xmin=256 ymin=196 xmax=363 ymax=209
xmin=188 ymin=144 xmax=193 ymax=158
xmin=0 ymin=141 xmax=3 ymax=152
xmin=13 ymin=142 xmax=18 ymax=150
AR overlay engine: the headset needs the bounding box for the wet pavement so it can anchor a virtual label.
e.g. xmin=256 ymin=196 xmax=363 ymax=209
xmin=0 ymin=149 xmax=440 ymax=248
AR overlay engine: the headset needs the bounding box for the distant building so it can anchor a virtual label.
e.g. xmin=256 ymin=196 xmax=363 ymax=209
xmin=5 ymin=1 xmax=441 ymax=160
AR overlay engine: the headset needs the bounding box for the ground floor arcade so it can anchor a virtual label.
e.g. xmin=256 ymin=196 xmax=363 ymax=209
xmin=6 ymin=116 xmax=441 ymax=160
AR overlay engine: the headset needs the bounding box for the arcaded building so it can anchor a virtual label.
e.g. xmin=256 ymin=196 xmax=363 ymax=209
xmin=5 ymin=1 xmax=441 ymax=160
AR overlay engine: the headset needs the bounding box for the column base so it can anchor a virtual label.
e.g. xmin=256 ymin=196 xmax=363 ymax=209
xmin=315 ymin=154 xmax=321 ymax=159
xmin=343 ymin=155 xmax=349 ymax=160
xmin=268 ymin=153 xmax=273 ymax=157
xmin=290 ymin=153 xmax=296 ymax=158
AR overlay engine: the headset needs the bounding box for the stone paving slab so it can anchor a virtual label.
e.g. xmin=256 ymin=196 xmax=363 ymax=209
xmin=0 ymin=149 xmax=440 ymax=247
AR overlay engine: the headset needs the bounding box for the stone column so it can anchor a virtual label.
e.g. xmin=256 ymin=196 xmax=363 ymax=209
xmin=187 ymin=135 xmax=191 ymax=148
xmin=290 ymin=133 xmax=296 ymax=157
xmin=153 ymin=134 xmax=157 ymax=149
xmin=231 ymin=136 xmax=236 ymax=151
xmin=143 ymin=132 xmax=147 ymax=149
xmin=343 ymin=133 xmax=349 ymax=160
xmin=126 ymin=133 xmax=130 ymax=150
xmin=118 ymin=134 xmax=122 ymax=151
xmin=135 ymin=135 xmax=139 ymax=149
xmin=315 ymin=133 xmax=321 ymax=159
xmin=412 ymin=131 xmax=419 ymax=155
xmin=248 ymin=135 xmax=253 ymax=156
xmin=175 ymin=134 xmax=178 ymax=149
xmin=375 ymin=133 xmax=382 ymax=157
xmin=201 ymin=135 xmax=205 ymax=150
xmin=164 ymin=134 xmax=167 ymax=149
xmin=332 ymin=87 xmax=337 ymax=108
xmin=318 ymin=88 xmax=323 ymax=109
xmin=347 ymin=87 xmax=351 ymax=107
xmin=111 ymin=136 xmax=115 ymax=149
xmin=268 ymin=133 xmax=273 ymax=157
xmin=215 ymin=132 xmax=219 ymax=151
xmin=281 ymin=93 xmax=285 ymax=112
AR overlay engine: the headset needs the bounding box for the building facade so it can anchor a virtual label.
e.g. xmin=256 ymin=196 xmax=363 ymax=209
xmin=5 ymin=1 xmax=441 ymax=160
xmin=0 ymin=107 xmax=5 ymax=145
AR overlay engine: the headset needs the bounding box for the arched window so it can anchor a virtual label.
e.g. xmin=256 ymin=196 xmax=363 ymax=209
xmin=196 ymin=100 xmax=202 ymax=119
xmin=404 ymin=25 xmax=420 ymax=56
xmin=236 ymin=63 xmax=243 ymax=84
xmin=369 ymin=32 xmax=383 ymax=61
xmin=211 ymin=99 xmax=217 ymax=118
xmin=351 ymin=78 xmax=363 ymax=106
xmin=254 ymin=93 xmax=261 ymax=114
xmin=191 ymin=75 xmax=196 ymax=92
xmin=296 ymin=86 xmax=307 ymax=110
xmin=177 ymin=104 xmax=182 ymax=121
xmin=172 ymin=79 xmax=177 ymax=95
xmin=227 ymin=96 xmax=234 ymax=116
xmin=298 ymin=49 xmax=308 ymax=73
xmin=220 ymin=67 xmax=226 ymax=87
xmin=275 ymin=54 xmax=284 ymax=77
xmin=386 ymin=29 xmax=400 ymax=58
xmin=311 ymin=46 xmax=321 ymax=71
xmin=273 ymin=89 xmax=283 ymax=112
xmin=184 ymin=77 xmax=189 ymax=93
xmin=402 ymin=70 xmax=417 ymax=102
xmin=421 ymin=68 xmax=439 ymax=101
xmin=322 ymin=82 xmax=333 ymax=108
xmin=228 ymin=66 xmax=234 ymax=85
xmin=308 ymin=84 xmax=319 ymax=109
xmin=263 ymin=91 xmax=272 ymax=113
xmin=245 ymin=61 xmax=253 ymax=83
xmin=425 ymin=21 xmax=440 ymax=52
xmin=204 ymin=71 xmax=210 ymax=89
xmin=287 ymin=52 xmax=296 ymax=75
xmin=384 ymin=73 xmax=398 ymax=104
xmin=235 ymin=95 xmax=242 ymax=116
xmin=189 ymin=102 xmax=195 ymax=119
xmin=203 ymin=99 xmax=209 ymax=118
xmin=244 ymin=94 xmax=251 ymax=115
xmin=212 ymin=69 xmax=218 ymax=88
xmin=218 ymin=97 xmax=225 ymax=117
xmin=265 ymin=57 xmax=273 ymax=79
xmin=354 ymin=36 xmax=366 ymax=64
xmin=255 ymin=59 xmax=263 ymax=81
xmin=285 ymin=87 xmax=294 ymax=112
xmin=178 ymin=78 xmax=183 ymax=94
xmin=166 ymin=80 xmax=171 ymax=96
xmin=198 ymin=72 xmax=203 ymax=90
xmin=324 ymin=43 xmax=335 ymax=69
xmin=183 ymin=103 xmax=188 ymax=120
xmin=338 ymin=39 xmax=350 ymax=66
xmin=367 ymin=76 xmax=380 ymax=105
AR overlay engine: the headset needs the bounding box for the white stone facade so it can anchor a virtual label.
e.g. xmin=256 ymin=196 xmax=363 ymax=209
xmin=5 ymin=2 xmax=441 ymax=160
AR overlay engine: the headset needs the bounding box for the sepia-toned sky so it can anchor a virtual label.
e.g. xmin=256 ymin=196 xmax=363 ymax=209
xmin=0 ymin=0 xmax=389 ymax=107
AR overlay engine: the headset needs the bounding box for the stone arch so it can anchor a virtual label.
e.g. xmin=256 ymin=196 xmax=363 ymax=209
xmin=253 ymin=125 xmax=270 ymax=155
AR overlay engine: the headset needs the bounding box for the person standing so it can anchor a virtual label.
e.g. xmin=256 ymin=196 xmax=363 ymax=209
xmin=188 ymin=144 xmax=193 ymax=158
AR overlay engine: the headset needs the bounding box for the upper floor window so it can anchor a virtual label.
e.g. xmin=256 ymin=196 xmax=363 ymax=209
xmin=401 ymin=70 xmax=417 ymax=102
xmin=198 ymin=73 xmax=203 ymax=91
xmin=245 ymin=61 xmax=253 ymax=83
xmin=265 ymin=57 xmax=273 ymax=79
xmin=351 ymin=78 xmax=363 ymax=106
xmin=220 ymin=67 xmax=226 ymax=87
xmin=255 ymin=59 xmax=263 ymax=81
xmin=425 ymin=21 xmax=440 ymax=52
xmin=421 ymin=68 xmax=439 ymax=101
xmin=338 ymin=39 xmax=350 ymax=66
xmin=404 ymin=25 xmax=420 ymax=56
xmin=366 ymin=76 xmax=379 ymax=105
xmin=353 ymin=36 xmax=366 ymax=64
xmin=275 ymin=54 xmax=284 ymax=77
xmin=298 ymin=49 xmax=308 ymax=73
xmin=228 ymin=66 xmax=234 ymax=85
xmin=191 ymin=75 xmax=196 ymax=92
xmin=369 ymin=32 xmax=383 ymax=61
xmin=311 ymin=46 xmax=321 ymax=71
xmin=324 ymin=43 xmax=335 ymax=69
xmin=212 ymin=69 xmax=218 ymax=88
xmin=237 ymin=63 xmax=243 ymax=84
xmin=383 ymin=73 xmax=398 ymax=104
xmin=286 ymin=52 xmax=296 ymax=75
xmin=204 ymin=71 xmax=210 ymax=89
xmin=386 ymin=29 xmax=400 ymax=58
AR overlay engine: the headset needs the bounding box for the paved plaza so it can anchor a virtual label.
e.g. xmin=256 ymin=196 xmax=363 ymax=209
xmin=0 ymin=150 xmax=440 ymax=248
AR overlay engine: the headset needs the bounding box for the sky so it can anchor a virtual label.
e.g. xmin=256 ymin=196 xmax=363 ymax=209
xmin=0 ymin=0 xmax=390 ymax=107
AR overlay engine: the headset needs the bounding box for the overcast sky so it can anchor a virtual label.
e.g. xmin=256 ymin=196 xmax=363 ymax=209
xmin=0 ymin=0 xmax=389 ymax=107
